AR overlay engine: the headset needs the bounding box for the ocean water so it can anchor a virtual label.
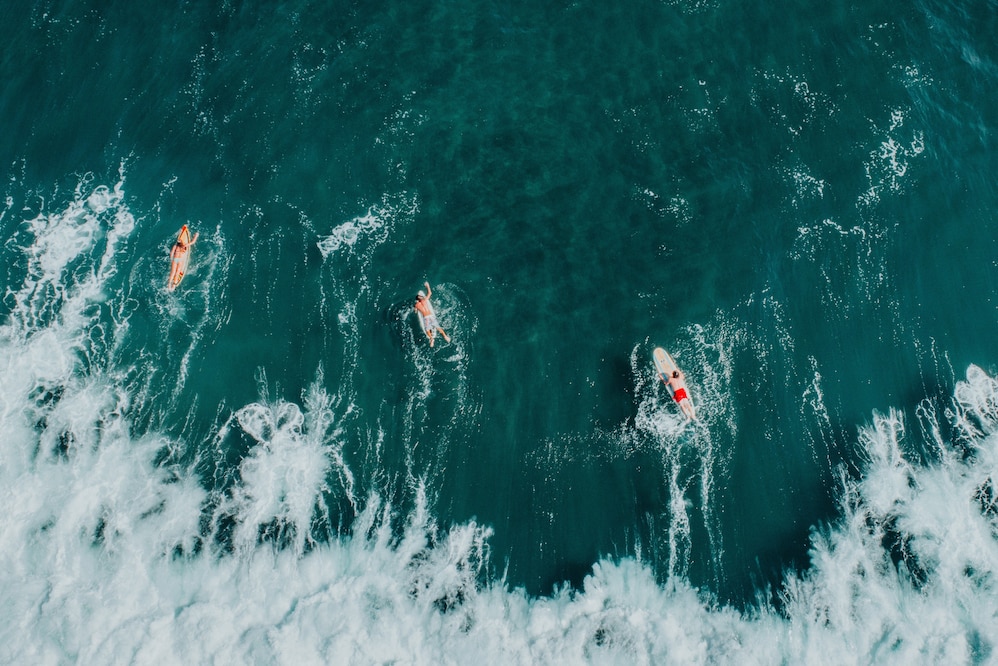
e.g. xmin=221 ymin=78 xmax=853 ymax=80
xmin=1 ymin=0 xmax=997 ymax=662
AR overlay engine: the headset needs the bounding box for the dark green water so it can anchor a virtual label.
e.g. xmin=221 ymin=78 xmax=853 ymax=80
xmin=2 ymin=0 xmax=998 ymax=661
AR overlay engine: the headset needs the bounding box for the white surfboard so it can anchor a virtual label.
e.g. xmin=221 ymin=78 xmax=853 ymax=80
xmin=167 ymin=225 xmax=193 ymax=292
xmin=653 ymin=347 xmax=678 ymax=379
xmin=653 ymin=347 xmax=696 ymax=420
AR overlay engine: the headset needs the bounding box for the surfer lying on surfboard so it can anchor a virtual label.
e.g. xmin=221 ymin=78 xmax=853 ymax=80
xmin=414 ymin=281 xmax=450 ymax=347
xmin=168 ymin=225 xmax=199 ymax=291
xmin=662 ymin=368 xmax=696 ymax=420
xmin=653 ymin=347 xmax=697 ymax=421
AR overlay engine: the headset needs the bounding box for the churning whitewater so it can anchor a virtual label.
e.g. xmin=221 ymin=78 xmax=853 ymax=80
xmin=1 ymin=180 xmax=996 ymax=664
xmin=3 ymin=0 xmax=998 ymax=663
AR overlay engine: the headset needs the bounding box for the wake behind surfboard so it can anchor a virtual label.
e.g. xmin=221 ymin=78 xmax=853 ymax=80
xmin=653 ymin=347 xmax=696 ymax=420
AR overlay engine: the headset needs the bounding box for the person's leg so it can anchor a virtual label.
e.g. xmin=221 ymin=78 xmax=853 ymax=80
xmin=682 ymin=399 xmax=695 ymax=420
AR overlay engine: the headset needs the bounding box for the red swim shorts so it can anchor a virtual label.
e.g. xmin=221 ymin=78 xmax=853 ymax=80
xmin=673 ymin=388 xmax=688 ymax=403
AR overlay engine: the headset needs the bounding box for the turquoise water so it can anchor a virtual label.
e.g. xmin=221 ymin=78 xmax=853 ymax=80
xmin=2 ymin=0 xmax=998 ymax=662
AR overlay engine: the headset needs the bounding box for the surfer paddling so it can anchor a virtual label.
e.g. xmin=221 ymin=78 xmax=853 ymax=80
xmin=168 ymin=226 xmax=198 ymax=290
xmin=662 ymin=369 xmax=696 ymax=420
xmin=652 ymin=348 xmax=697 ymax=421
xmin=170 ymin=227 xmax=200 ymax=284
xmin=414 ymin=281 xmax=450 ymax=347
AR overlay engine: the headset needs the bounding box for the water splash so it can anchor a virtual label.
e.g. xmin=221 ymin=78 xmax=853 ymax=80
xmin=3 ymin=178 xmax=998 ymax=663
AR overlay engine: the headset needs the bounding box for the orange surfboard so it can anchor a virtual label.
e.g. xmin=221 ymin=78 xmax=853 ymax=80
xmin=167 ymin=225 xmax=193 ymax=291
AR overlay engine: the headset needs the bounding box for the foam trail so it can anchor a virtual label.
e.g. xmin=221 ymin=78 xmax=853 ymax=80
xmin=626 ymin=314 xmax=745 ymax=587
xmin=154 ymin=221 xmax=232 ymax=413
xmin=399 ymin=282 xmax=480 ymax=485
xmin=629 ymin=341 xmax=704 ymax=582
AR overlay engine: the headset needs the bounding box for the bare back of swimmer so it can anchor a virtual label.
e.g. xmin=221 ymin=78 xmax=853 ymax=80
xmin=665 ymin=369 xmax=696 ymax=420
xmin=414 ymin=281 xmax=450 ymax=347
xmin=170 ymin=232 xmax=199 ymax=261
xmin=168 ymin=228 xmax=199 ymax=289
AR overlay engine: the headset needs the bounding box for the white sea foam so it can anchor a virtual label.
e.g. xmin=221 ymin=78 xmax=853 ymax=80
xmin=316 ymin=193 xmax=416 ymax=259
xmin=627 ymin=326 xmax=742 ymax=586
xmin=214 ymin=381 xmax=344 ymax=555
xmin=3 ymin=180 xmax=998 ymax=663
xmin=780 ymin=163 xmax=826 ymax=210
xmin=756 ymin=68 xmax=838 ymax=137
xmin=858 ymin=107 xmax=926 ymax=208
xmin=790 ymin=215 xmax=894 ymax=316
xmin=637 ymin=187 xmax=692 ymax=225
